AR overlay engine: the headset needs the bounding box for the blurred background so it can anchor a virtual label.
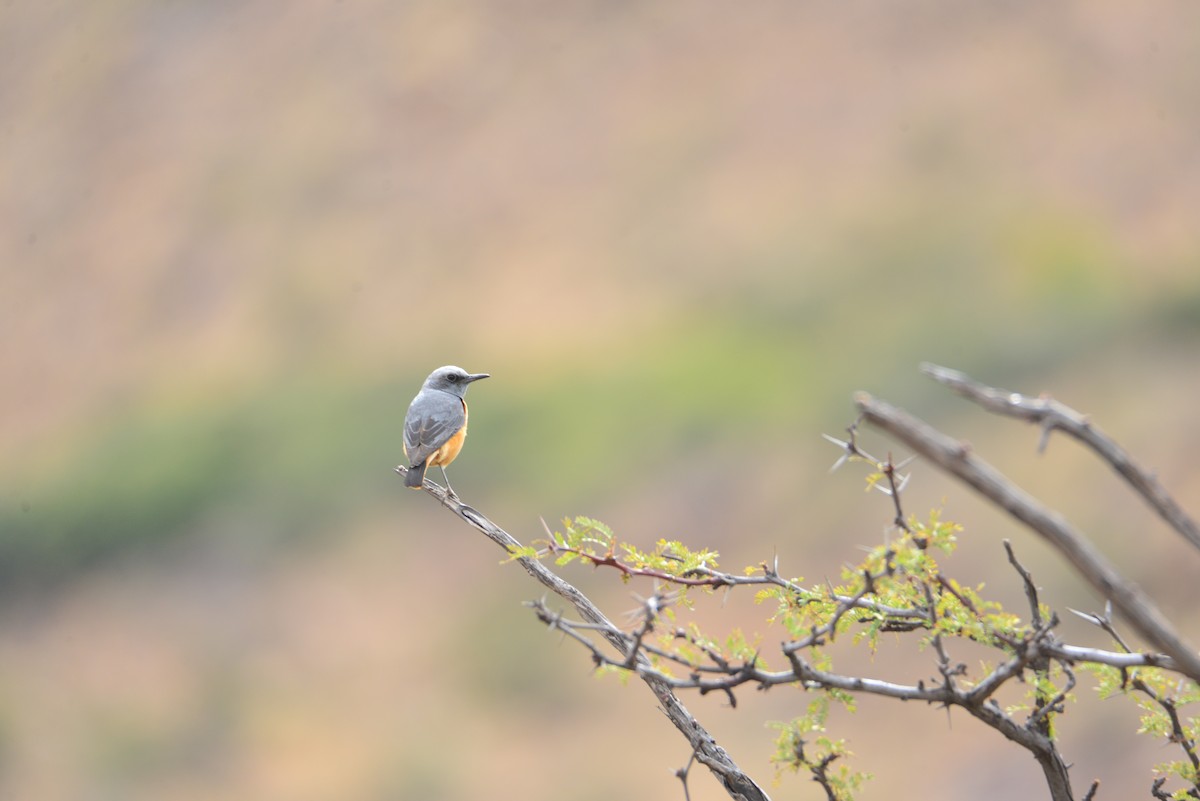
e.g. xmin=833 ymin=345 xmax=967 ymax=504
xmin=3 ymin=2 xmax=1200 ymax=799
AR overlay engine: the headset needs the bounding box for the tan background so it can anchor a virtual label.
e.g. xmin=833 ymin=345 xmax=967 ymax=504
xmin=3 ymin=2 xmax=1200 ymax=799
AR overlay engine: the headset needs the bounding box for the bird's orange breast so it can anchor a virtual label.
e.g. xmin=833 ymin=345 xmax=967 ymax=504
xmin=427 ymin=400 xmax=468 ymax=467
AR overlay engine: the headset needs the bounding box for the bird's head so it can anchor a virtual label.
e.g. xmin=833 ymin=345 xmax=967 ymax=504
xmin=424 ymin=365 xmax=490 ymax=397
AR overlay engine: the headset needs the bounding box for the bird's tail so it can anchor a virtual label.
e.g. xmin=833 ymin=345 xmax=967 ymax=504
xmin=405 ymin=461 xmax=427 ymax=488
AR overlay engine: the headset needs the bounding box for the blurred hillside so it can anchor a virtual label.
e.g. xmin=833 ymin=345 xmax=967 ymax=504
xmin=2 ymin=2 xmax=1200 ymax=800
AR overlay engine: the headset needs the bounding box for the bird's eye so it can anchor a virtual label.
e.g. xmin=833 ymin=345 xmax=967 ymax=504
xmin=446 ymin=374 xmax=460 ymax=383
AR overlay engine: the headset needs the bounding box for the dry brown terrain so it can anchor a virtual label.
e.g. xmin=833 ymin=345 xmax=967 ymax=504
xmin=2 ymin=2 xmax=1200 ymax=799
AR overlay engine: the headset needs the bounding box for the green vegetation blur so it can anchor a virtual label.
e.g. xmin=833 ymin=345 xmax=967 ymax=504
xmin=2 ymin=3 xmax=1199 ymax=801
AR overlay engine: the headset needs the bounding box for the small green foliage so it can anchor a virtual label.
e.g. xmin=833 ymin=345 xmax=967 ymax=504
xmin=1026 ymin=669 xmax=1072 ymax=737
xmin=620 ymin=538 xmax=721 ymax=578
xmin=535 ymin=511 xmax=1200 ymax=797
xmin=534 ymin=517 xmax=720 ymax=588
xmin=548 ymin=515 xmax=615 ymax=566
xmin=594 ymin=663 xmax=635 ymax=685
xmin=912 ymin=510 xmax=962 ymax=553
xmin=862 ymin=468 xmax=885 ymax=494
xmin=725 ymin=628 xmax=762 ymax=666
xmin=686 ymin=627 xmax=718 ymax=658
xmin=573 ymin=515 xmax=614 ymax=542
xmin=777 ymin=593 xmax=828 ymax=640
xmin=502 ymin=544 xmax=541 ymax=562
xmin=1081 ymin=662 xmax=1124 ymax=701
xmin=754 ymin=587 xmax=778 ymax=606
xmin=668 ymin=637 xmax=700 ymax=670
xmin=771 ymin=695 xmax=870 ymax=800
xmin=1076 ymin=663 xmax=1200 ymax=794
xmin=851 ymin=615 xmax=883 ymax=652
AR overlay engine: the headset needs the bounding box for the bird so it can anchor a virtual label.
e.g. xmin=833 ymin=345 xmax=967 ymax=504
xmin=403 ymin=365 xmax=490 ymax=497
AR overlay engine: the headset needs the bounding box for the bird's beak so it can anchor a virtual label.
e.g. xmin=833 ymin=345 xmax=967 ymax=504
xmin=466 ymin=373 xmax=490 ymax=383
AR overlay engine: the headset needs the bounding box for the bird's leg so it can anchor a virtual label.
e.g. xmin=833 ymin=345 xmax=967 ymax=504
xmin=440 ymin=466 xmax=459 ymax=500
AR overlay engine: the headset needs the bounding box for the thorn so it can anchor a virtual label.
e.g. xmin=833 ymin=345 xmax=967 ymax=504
xmin=1067 ymin=607 xmax=1102 ymax=626
xmin=822 ymin=433 xmax=855 ymax=472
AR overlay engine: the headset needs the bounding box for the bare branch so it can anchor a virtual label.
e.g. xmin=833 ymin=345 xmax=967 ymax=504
xmin=401 ymin=364 xmax=1200 ymax=801
xmin=1028 ymin=661 xmax=1074 ymax=730
xmin=881 ymin=453 xmax=912 ymax=533
xmin=395 ymin=466 xmax=772 ymax=801
xmin=527 ymin=529 xmax=1111 ymax=799
xmin=809 ymin=750 xmax=841 ymax=801
xmin=921 ymin=362 xmax=1200 ymax=555
xmin=1004 ymin=540 xmax=1044 ymax=627
xmin=545 ymin=604 xmax=1080 ymax=801
xmin=541 ymin=540 xmax=935 ymax=637
xmin=1068 ymin=601 xmax=1136 ymax=655
xmin=852 ymin=393 xmax=1200 ymax=683
xmin=1045 ymin=643 xmax=1179 ymax=671
xmin=675 ymin=749 xmax=698 ymax=801
xmin=1129 ymin=676 xmax=1200 ymax=781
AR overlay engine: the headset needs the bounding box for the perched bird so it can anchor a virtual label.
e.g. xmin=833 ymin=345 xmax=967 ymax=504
xmin=403 ymin=365 xmax=490 ymax=497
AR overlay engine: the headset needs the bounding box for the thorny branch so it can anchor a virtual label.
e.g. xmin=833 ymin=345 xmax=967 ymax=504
xmin=526 ymin=423 xmax=1197 ymax=800
xmin=801 ymin=746 xmax=842 ymax=801
xmin=1072 ymin=602 xmax=1200 ymax=798
xmin=1130 ymin=676 xmax=1200 ymax=777
xmin=853 ymin=390 xmax=1200 ymax=683
xmin=400 ymin=364 xmax=1199 ymax=801
xmin=921 ymin=362 xmax=1200 ymax=555
xmin=532 ymin=497 xmax=1194 ymax=800
xmin=531 ymin=448 xmax=1101 ymax=799
xmin=674 ymin=749 xmax=699 ymax=801
xmin=394 ymin=465 xmax=771 ymax=801
xmin=539 ymin=516 xmax=1182 ymax=673
xmin=1005 ymin=539 xmax=1044 ymax=628
xmin=531 ymin=563 xmax=1081 ymax=799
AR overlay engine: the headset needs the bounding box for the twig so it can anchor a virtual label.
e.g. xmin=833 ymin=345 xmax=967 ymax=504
xmin=543 ymin=540 xmax=932 ymax=631
xmin=882 ymin=453 xmax=912 ymax=533
xmin=1068 ymin=601 xmax=1135 ymax=655
xmin=675 ymin=748 xmax=698 ymax=801
xmin=528 ymin=539 xmax=1102 ymax=797
xmin=852 ymin=392 xmax=1200 ymax=683
xmin=1028 ymin=660 xmax=1075 ymax=731
xmin=539 ymin=545 xmax=742 ymax=587
xmin=935 ymin=574 xmax=979 ymax=616
xmin=1004 ymin=540 xmax=1044 ymax=627
xmin=395 ymin=465 xmax=772 ymax=801
xmin=823 ymin=428 xmax=915 ymax=529
xmin=809 ymin=751 xmax=841 ymax=801
xmin=623 ymin=593 xmax=662 ymax=668
xmin=534 ymin=591 xmax=1084 ymax=799
xmin=1129 ymin=676 xmax=1200 ymax=780
xmin=921 ymin=362 xmax=1200 ymax=555
xmin=1045 ymin=643 xmax=1179 ymax=671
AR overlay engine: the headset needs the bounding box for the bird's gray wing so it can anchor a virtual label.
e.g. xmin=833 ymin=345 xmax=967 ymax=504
xmin=404 ymin=391 xmax=465 ymax=465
